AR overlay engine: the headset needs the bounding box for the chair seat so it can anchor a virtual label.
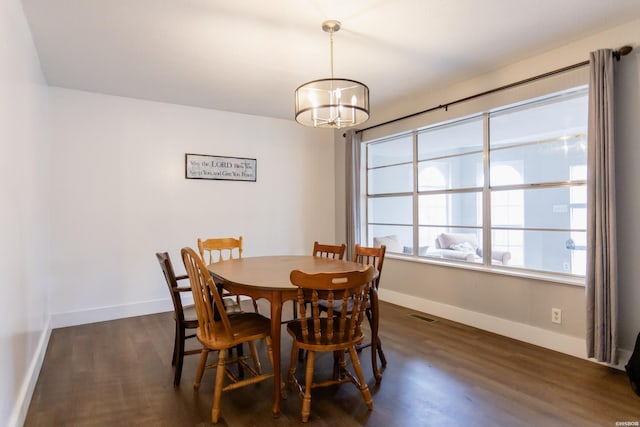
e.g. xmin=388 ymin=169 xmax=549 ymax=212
xmin=197 ymin=312 xmax=271 ymax=350
xmin=287 ymin=318 xmax=364 ymax=351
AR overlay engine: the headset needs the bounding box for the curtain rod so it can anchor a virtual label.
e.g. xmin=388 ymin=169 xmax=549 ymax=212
xmin=352 ymin=45 xmax=633 ymax=136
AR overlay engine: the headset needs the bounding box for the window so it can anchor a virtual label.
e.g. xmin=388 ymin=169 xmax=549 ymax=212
xmin=367 ymin=133 xmax=413 ymax=251
xmin=364 ymin=87 xmax=588 ymax=277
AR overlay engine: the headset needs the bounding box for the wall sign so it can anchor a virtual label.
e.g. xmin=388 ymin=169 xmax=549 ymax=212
xmin=185 ymin=153 xmax=257 ymax=182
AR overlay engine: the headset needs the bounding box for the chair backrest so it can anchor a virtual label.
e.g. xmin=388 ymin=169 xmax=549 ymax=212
xmin=156 ymin=252 xmax=187 ymax=322
xmin=197 ymin=236 xmax=243 ymax=264
xmin=353 ymin=244 xmax=386 ymax=290
xmin=312 ymin=241 xmax=346 ymax=260
xmin=181 ymin=247 xmax=233 ymax=341
xmin=290 ymin=266 xmax=376 ymax=343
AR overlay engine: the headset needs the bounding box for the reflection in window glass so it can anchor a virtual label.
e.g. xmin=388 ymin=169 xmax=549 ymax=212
xmin=368 ymin=225 xmax=412 ymax=254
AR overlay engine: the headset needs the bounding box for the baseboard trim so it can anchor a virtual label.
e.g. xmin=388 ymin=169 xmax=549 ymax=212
xmin=51 ymin=298 xmax=175 ymax=329
xmin=49 ymin=293 xmax=258 ymax=329
xmin=378 ymin=288 xmax=627 ymax=367
xmin=8 ymin=317 xmax=52 ymax=427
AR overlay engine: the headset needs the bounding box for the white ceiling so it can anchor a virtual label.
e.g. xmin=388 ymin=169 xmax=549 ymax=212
xmin=21 ymin=0 xmax=640 ymax=123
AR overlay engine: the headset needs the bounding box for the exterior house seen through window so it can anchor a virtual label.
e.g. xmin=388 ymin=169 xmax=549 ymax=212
xmin=365 ymin=86 xmax=588 ymax=277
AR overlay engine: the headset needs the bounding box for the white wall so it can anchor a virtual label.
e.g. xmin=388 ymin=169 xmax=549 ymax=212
xmin=1 ymin=1 xmax=51 ymax=426
xmin=48 ymin=88 xmax=336 ymax=327
xmin=335 ymin=19 xmax=640 ymax=363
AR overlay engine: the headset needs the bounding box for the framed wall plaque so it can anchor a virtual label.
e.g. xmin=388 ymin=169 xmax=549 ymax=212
xmin=185 ymin=153 xmax=257 ymax=182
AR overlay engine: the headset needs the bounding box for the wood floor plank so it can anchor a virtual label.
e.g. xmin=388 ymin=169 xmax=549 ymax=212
xmin=25 ymin=300 xmax=640 ymax=426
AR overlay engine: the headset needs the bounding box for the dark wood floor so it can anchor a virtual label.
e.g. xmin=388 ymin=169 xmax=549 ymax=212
xmin=26 ymin=300 xmax=640 ymax=426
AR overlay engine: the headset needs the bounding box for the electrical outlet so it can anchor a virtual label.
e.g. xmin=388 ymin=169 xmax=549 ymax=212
xmin=551 ymin=308 xmax=562 ymax=324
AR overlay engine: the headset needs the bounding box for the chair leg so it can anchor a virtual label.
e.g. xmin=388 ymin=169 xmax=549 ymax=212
xmin=287 ymin=342 xmax=298 ymax=387
xmin=347 ymin=347 xmax=373 ymax=411
xmin=368 ymin=290 xmax=385 ymax=383
xmin=174 ymin=325 xmax=186 ymax=387
xmin=211 ymin=350 xmax=226 ymax=424
xmin=235 ymin=344 xmax=245 ymax=378
xmin=194 ymin=349 xmax=209 ymax=390
xmin=302 ymin=351 xmax=315 ymax=423
xmin=248 ymin=340 xmax=261 ymax=374
xmin=377 ymin=336 xmax=387 ymax=368
xmin=365 ymin=307 xmax=380 ymax=382
xmin=172 ymin=322 xmax=179 ymax=366
xmin=332 ymin=350 xmax=340 ymax=380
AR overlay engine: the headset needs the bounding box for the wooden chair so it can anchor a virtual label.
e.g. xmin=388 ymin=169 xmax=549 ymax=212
xmin=156 ymin=252 xmax=200 ymax=387
xmin=197 ymin=236 xmax=259 ymax=312
xmin=157 ymin=252 xmax=245 ymax=387
xmin=318 ymin=244 xmax=387 ymax=383
xmin=353 ymin=244 xmax=387 ymax=383
xmin=181 ymin=247 xmax=275 ymax=424
xmin=292 ymin=241 xmax=347 ymax=322
xmin=312 ymin=241 xmax=346 ymax=259
xmin=287 ymin=265 xmax=376 ymax=422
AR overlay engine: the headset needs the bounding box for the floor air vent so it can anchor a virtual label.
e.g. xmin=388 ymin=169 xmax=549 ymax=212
xmin=408 ymin=313 xmax=437 ymax=323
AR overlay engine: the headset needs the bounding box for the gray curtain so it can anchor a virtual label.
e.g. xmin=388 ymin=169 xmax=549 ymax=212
xmin=586 ymin=49 xmax=618 ymax=364
xmin=345 ymin=130 xmax=362 ymax=260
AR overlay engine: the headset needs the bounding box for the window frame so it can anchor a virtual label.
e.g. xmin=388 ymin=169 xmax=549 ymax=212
xmin=363 ymin=86 xmax=588 ymax=283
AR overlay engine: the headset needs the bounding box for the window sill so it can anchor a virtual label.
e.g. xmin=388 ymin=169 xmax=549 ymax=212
xmin=386 ymin=253 xmax=586 ymax=287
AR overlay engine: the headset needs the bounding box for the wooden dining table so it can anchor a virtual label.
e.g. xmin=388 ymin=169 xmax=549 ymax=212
xmin=207 ymin=255 xmax=373 ymax=416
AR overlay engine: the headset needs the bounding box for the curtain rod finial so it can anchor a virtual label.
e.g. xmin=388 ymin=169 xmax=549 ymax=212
xmin=619 ymin=45 xmax=633 ymax=56
xmin=614 ymin=45 xmax=633 ymax=61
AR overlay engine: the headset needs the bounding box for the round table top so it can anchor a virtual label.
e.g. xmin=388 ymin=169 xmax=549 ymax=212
xmin=207 ymin=255 xmax=370 ymax=290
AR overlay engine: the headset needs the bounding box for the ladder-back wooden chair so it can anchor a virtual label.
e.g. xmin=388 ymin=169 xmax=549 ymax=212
xmin=312 ymin=241 xmax=346 ymax=259
xmin=197 ymin=236 xmax=259 ymax=312
xmin=156 ymin=252 xmax=200 ymax=387
xmin=181 ymin=247 xmax=275 ymax=424
xmin=292 ymin=241 xmax=347 ymax=321
xmin=353 ymin=244 xmax=387 ymax=383
xmin=287 ymin=265 xmax=376 ymax=423
xmin=318 ymin=244 xmax=387 ymax=383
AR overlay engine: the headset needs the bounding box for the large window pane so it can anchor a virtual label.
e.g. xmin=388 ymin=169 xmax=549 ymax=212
xmin=368 ymin=196 xmax=412 ymax=225
xmin=418 ymin=117 xmax=483 ymax=160
xmin=368 ymin=163 xmax=413 ymax=195
xmin=490 ymin=136 xmax=587 ymax=185
xmin=490 ymin=91 xmax=588 ymax=148
xmin=493 ymin=229 xmax=582 ymax=274
xmin=419 ymin=192 xmax=481 ymax=227
xmin=367 ymin=134 xmax=413 ymax=168
xmin=491 ymin=187 xmax=586 ymax=230
xmin=418 ymin=153 xmax=483 ymax=191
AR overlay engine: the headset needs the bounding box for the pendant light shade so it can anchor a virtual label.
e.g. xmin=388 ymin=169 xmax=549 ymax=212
xmin=294 ymin=20 xmax=370 ymax=129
